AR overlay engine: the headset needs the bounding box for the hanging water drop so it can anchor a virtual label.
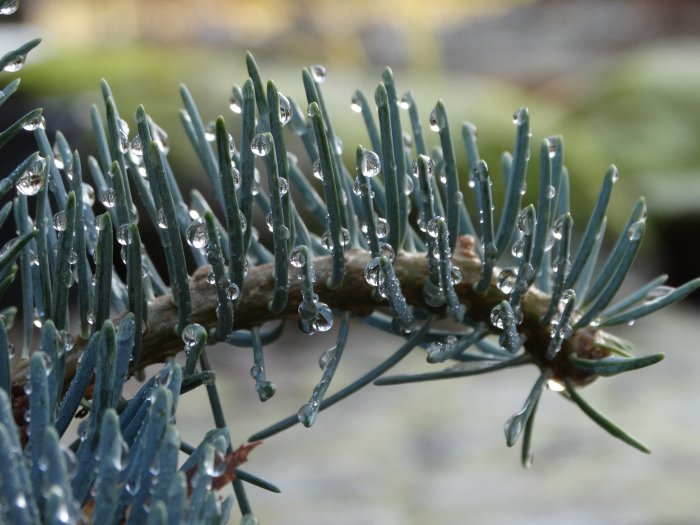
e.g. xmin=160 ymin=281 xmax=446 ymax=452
xmin=22 ymin=115 xmax=44 ymax=131
xmin=318 ymin=346 xmax=336 ymax=370
xmin=16 ymin=163 xmax=46 ymax=196
xmin=278 ymin=92 xmax=292 ymax=125
xmin=364 ymin=257 xmax=383 ymax=287
xmin=360 ymin=149 xmax=381 ymax=177
xmin=398 ymin=92 xmax=411 ymax=110
xmin=310 ymin=64 xmax=327 ymax=83
xmin=0 ymin=0 xmax=19 ymax=16
xmin=3 ymin=53 xmax=25 ymax=73
xmin=497 ymin=268 xmax=517 ymax=294
xmin=428 ymin=108 xmax=440 ymax=132
xmin=101 ymin=188 xmax=117 ymax=208
xmin=314 ymin=303 xmax=334 ymax=332
xmin=644 ymin=285 xmax=675 ymax=305
xmin=186 ymin=220 xmax=208 ymax=249
xmin=352 ymin=176 xmax=364 ymax=196
xmin=350 ymin=94 xmax=362 ymax=113
xmin=375 ymin=217 xmax=390 ymax=238
xmin=450 ymin=266 xmax=463 ymax=285
xmin=611 ymin=165 xmax=620 ymax=183
xmin=229 ymin=87 xmax=242 ymax=113
xmin=379 ymin=242 xmax=395 ymax=262
xmin=278 ymin=177 xmax=289 ymax=196
xmin=116 ymin=224 xmax=132 ymax=246
xmin=627 ymin=219 xmax=645 ymax=241
xmin=204 ymin=121 xmax=216 ymax=142
xmin=512 ymin=108 xmax=526 ymax=125
xmin=426 ymin=217 xmax=442 ymax=239
xmin=156 ymin=208 xmax=167 ymax=229
xmin=312 ymin=159 xmax=323 ymax=181
xmin=52 ymin=210 xmax=67 ymax=231
xmin=181 ymin=323 xmax=202 ymax=349
xmin=225 ymin=282 xmax=240 ymax=301
xmin=130 ymin=135 xmax=143 ymax=156
xmin=545 ymin=184 xmax=555 ymax=199
xmin=516 ymin=208 xmax=533 ymax=234
xmin=490 ymin=304 xmax=507 ymax=329
xmin=511 ymin=238 xmax=525 ymax=259
xmin=290 ymin=246 xmax=306 ymax=268
xmin=250 ymin=133 xmax=272 ymax=156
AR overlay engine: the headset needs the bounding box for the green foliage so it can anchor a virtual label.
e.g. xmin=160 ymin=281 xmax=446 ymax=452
xmin=1 ymin=7 xmax=699 ymax=523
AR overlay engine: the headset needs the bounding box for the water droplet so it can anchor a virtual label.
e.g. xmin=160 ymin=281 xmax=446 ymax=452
xmin=310 ymin=64 xmax=327 ymax=83
xmin=547 ymin=139 xmax=557 ymax=159
xmin=278 ymin=92 xmax=292 ymax=125
xmin=644 ymin=285 xmax=675 ymax=304
xmin=3 ymin=53 xmax=25 ymax=73
xmin=546 ymin=379 xmax=565 ymax=392
xmin=23 ymin=115 xmax=44 ymax=131
xmin=204 ymin=121 xmax=216 ymax=142
xmin=116 ymin=224 xmax=132 ymax=246
xmin=627 ymin=219 xmax=645 ymax=241
xmin=225 ymin=282 xmax=240 ymax=301
xmin=404 ymin=176 xmax=414 ymax=195
xmin=375 ymin=217 xmax=390 ymax=239
xmin=398 ymin=93 xmax=411 ymax=110
xmin=516 ymin=208 xmax=534 ymax=235
xmin=511 ymin=238 xmax=525 ymax=259
xmin=265 ymin=212 xmax=274 ymax=233
xmin=352 ymin=176 xmax=364 ymax=196
xmin=238 ymin=210 xmax=247 ymax=232
xmin=402 ymin=131 xmax=413 ymax=149
xmin=426 ymin=217 xmax=442 ymax=239
xmin=490 ymin=304 xmax=506 ymax=329
xmin=545 ymin=184 xmax=555 ymax=199
xmin=611 ymin=166 xmax=620 ymax=183
xmin=364 ymin=257 xmax=383 ymax=287
xmin=312 ymin=159 xmax=323 ymax=181
xmin=512 ymin=108 xmax=527 ymax=125
xmin=101 ymin=188 xmax=117 ymax=208
xmin=116 ymin=119 xmax=130 ymax=154
xmin=360 ymin=149 xmax=381 ymax=177
xmin=314 ymin=303 xmax=334 ymax=332
xmin=251 ymin=133 xmax=272 ymax=156
xmin=16 ymin=158 xmax=46 ymax=196
xmin=428 ymin=108 xmax=440 ymax=132
xmin=182 ymin=323 xmax=202 ymax=348
xmin=206 ymin=271 xmax=216 ymax=285
xmin=333 ymin=136 xmax=343 ymax=155
xmin=450 ymin=266 xmax=463 ymax=285
xmin=298 ymin=402 xmax=317 ymax=427
xmin=250 ymin=364 xmax=263 ymax=380
xmin=52 ymin=210 xmax=67 ymax=231
xmin=278 ymin=177 xmax=289 ymax=196
xmin=14 ymin=493 xmax=27 ymax=509
xmin=230 ymin=166 xmax=241 ymax=190
xmin=156 ymin=208 xmax=167 ymax=229
xmin=290 ymin=246 xmax=306 ymax=268
xmin=241 ymin=514 xmax=261 ymax=525
xmin=350 ymin=94 xmax=362 ymax=113
xmin=0 ymin=0 xmax=19 ymax=16
xmin=186 ymin=220 xmax=208 ymax=249
xmin=379 ymin=242 xmax=395 ymax=262
xmin=318 ymin=346 xmax=336 ymax=370
xmin=130 ymin=135 xmax=143 ymax=157
xmin=229 ymin=87 xmax=242 ymax=113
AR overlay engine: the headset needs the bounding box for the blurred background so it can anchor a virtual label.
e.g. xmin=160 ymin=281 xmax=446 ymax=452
xmin=2 ymin=0 xmax=700 ymax=523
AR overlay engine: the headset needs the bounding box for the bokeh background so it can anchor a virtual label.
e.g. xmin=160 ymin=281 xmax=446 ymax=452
xmin=2 ymin=0 xmax=700 ymax=523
